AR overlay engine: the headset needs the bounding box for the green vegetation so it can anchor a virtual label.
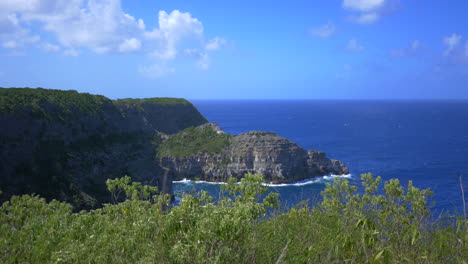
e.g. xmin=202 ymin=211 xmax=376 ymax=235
xmin=0 ymin=87 xmax=113 ymax=119
xmin=157 ymin=126 xmax=232 ymax=158
xmin=106 ymin=175 xmax=158 ymax=203
xmin=1 ymin=173 xmax=466 ymax=263
xmin=0 ymin=88 xmax=197 ymax=120
xmin=114 ymin=97 xmax=191 ymax=111
xmin=113 ymin=97 xmax=208 ymax=132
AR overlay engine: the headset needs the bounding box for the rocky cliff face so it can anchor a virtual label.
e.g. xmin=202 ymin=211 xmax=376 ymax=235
xmin=159 ymin=123 xmax=349 ymax=183
xmin=0 ymin=88 xmax=207 ymax=209
xmin=0 ymin=88 xmax=350 ymax=208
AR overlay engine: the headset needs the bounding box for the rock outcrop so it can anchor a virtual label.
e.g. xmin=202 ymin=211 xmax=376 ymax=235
xmin=0 ymin=88 xmax=207 ymax=209
xmin=159 ymin=123 xmax=349 ymax=183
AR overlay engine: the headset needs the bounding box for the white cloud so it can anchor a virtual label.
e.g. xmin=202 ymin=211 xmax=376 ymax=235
xmin=63 ymin=48 xmax=79 ymax=57
xmin=145 ymin=10 xmax=203 ymax=60
xmin=42 ymin=42 xmax=60 ymax=52
xmin=342 ymin=0 xmax=388 ymax=24
xmin=0 ymin=2 xmax=226 ymax=75
xmin=118 ymin=38 xmax=141 ymax=53
xmin=2 ymin=40 xmax=17 ymax=48
xmin=140 ymin=10 xmax=224 ymax=74
xmin=0 ymin=12 xmax=21 ymax=34
xmin=138 ymin=63 xmax=175 ymax=79
xmin=443 ymin=33 xmax=462 ymax=55
xmin=184 ymin=49 xmax=211 ymax=70
xmin=0 ymin=0 xmax=144 ymax=54
xmin=205 ymin=37 xmax=226 ymax=50
xmin=355 ymin=13 xmax=379 ymax=24
xmin=0 ymin=12 xmax=40 ymax=49
xmin=440 ymin=33 xmax=468 ymax=64
xmin=390 ymin=40 xmax=422 ymax=58
xmin=346 ymin=39 xmax=364 ymax=52
xmin=343 ymin=0 xmax=385 ymax=11
xmin=197 ymin=52 xmax=210 ymax=69
xmin=309 ymin=22 xmax=336 ymax=38
xmin=44 ymin=0 xmax=143 ymax=54
xmin=137 ymin=18 xmax=145 ymax=30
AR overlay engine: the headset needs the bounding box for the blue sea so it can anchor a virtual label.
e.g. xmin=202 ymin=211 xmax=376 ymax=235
xmin=174 ymin=100 xmax=468 ymax=215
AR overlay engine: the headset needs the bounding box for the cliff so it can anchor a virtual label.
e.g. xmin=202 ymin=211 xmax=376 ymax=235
xmin=0 ymin=88 xmax=207 ymax=209
xmin=0 ymin=88 xmax=349 ymax=209
xmin=158 ymin=123 xmax=349 ymax=183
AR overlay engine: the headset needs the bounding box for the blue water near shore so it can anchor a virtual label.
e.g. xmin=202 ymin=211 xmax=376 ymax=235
xmin=174 ymin=100 xmax=468 ymax=214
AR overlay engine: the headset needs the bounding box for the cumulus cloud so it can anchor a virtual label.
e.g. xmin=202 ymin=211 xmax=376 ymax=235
xmin=0 ymin=0 xmax=143 ymax=53
xmin=145 ymin=10 xmax=203 ymax=60
xmin=142 ymin=10 xmax=225 ymax=73
xmin=0 ymin=1 xmax=226 ymax=76
xmin=0 ymin=12 xmax=39 ymax=50
xmin=342 ymin=0 xmax=390 ymax=24
xmin=118 ymin=38 xmax=141 ymax=53
xmin=309 ymin=22 xmax=336 ymax=38
xmin=346 ymin=39 xmax=364 ymax=52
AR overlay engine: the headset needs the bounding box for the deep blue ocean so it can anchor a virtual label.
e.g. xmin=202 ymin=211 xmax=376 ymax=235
xmin=174 ymin=100 xmax=468 ymax=215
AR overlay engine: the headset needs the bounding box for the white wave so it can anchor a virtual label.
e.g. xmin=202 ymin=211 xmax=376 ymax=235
xmin=196 ymin=180 xmax=227 ymax=185
xmin=173 ymin=174 xmax=352 ymax=187
xmin=263 ymin=174 xmax=352 ymax=187
xmin=173 ymin=178 xmax=227 ymax=185
xmin=173 ymin=178 xmax=192 ymax=183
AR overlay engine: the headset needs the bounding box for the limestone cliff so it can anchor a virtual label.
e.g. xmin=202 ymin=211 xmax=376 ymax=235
xmin=0 ymin=88 xmax=207 ymax=209
xmin=158 ymin=123 xmax=349 ymax=183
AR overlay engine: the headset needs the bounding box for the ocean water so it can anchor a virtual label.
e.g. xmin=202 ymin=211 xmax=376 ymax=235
xmin=174 ymin=100 xmax=468 ymax=214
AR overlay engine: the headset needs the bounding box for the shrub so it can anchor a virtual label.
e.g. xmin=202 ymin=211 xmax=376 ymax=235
xmin=157 ymin=126 xmax=232 ymax=158
xmin=0 ymin=173 xmax=466 ymax=263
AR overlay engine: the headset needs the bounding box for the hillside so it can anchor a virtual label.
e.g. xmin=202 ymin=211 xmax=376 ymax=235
xmin=0 ymin=88 xmax=207 ymax=209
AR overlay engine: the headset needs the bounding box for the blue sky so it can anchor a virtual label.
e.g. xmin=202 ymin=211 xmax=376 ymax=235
xmin=1 ymin=0 xmax=467 ymax=99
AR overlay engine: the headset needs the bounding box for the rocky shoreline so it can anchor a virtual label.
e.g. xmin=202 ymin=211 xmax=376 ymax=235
xmin=159 ymin=123 xmax=349 ymax=184
xmin=0 ymin=88 xmax=349 ymax=209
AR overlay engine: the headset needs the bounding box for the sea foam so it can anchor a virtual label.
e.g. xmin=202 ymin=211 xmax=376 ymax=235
xmin=173 ymin=174 xmax=352 ymax=187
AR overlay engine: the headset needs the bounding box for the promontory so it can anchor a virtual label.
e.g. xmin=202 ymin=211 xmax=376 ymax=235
xmin=0 ymin=88 xmax=348 ymax=209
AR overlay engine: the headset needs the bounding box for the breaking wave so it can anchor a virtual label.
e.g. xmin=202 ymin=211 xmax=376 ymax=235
xmin=173 ymin=174 xmax=352 ymax=187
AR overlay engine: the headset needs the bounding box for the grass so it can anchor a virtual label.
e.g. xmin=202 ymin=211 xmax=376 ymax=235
xmin=0 ymin=173 xmax=466 ymax=263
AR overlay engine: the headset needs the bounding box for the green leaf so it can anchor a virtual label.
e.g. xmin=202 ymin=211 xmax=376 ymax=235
xmin=373 ymin=249 xmax=385 ymax=262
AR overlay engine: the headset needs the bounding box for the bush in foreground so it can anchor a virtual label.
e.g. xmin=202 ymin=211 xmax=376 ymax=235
xmin=0 ymin=173 xmax=466 ymax=263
